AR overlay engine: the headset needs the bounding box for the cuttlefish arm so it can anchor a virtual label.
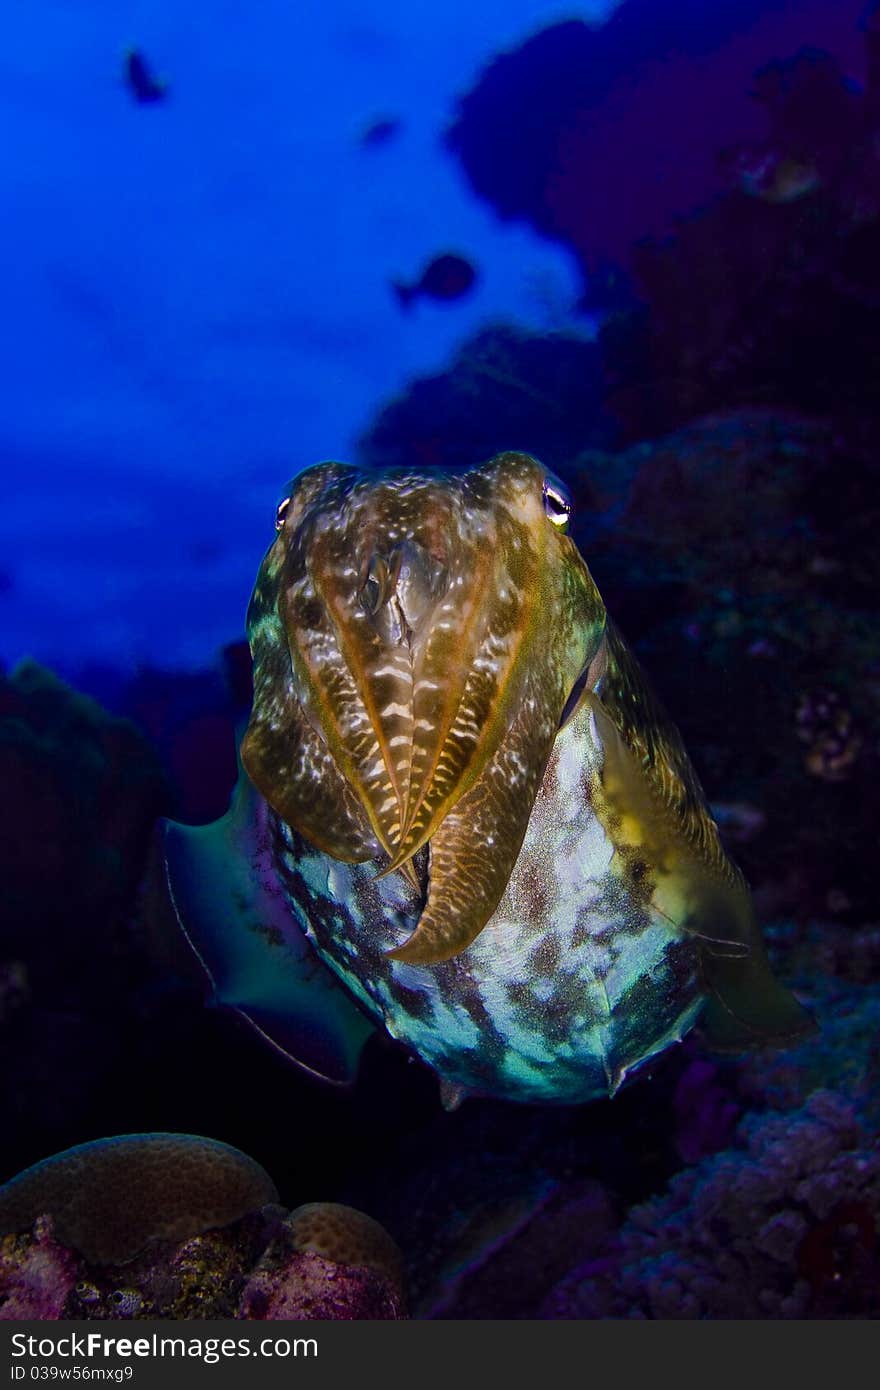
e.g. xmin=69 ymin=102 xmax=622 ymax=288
xmin=386 ymin=657 xmax=563 ymax=964
xmin=384 ymin=477 xmax=606 ymax=964
xmin=586 ymin=622 xmax=816 ymax=1047
xmin=242 ymin=546 xmax=383 ymax=864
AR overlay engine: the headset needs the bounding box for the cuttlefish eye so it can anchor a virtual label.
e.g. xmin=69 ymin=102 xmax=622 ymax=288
xmin=275 ymin=496 xmax=292 ymax=532
xmin=542 ymin=476 xmax=572 ymax=529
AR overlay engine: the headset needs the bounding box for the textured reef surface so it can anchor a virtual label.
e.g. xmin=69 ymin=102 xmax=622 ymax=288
xmin=4 ymin=0 xmax=880 ymax=1319
xmin=0 ymin=1145 xmax=406 ymax=1321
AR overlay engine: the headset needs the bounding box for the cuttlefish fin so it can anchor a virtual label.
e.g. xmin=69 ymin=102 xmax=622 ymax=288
xmin=162 ymin=769 xmax=374 ymax=1085
xmin=699 ymin=928 xmax=818 ymax=1049
xmin=599 ymin=622 xmax=733 ymax=875
xmin=584 ymin=639 xmax=816 ymax=1048
xmin=585 ymin=690 xmax=751 ymax=953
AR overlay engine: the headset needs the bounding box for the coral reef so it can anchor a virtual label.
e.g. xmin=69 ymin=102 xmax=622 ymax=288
xmin=62 ymin=1213 xmax=278 ymax=1321
xmin=0 ymin=1133 xmax=279 ymax=1264
xmin=447 ymin=3 xmax=880 ymax=451
xmin=0 ymin=1217 xmax=80 ymax=1320
xmin=284 ymin=1203 xmax=405 ymax=1297
xmin=0 ymin=1207 xmax=407 ymax=1321
xmin=358 ymin=325 xmax=611 ymax=474
xmin=0 ymin=660 xmax=167 ymax=938
xmin=239 ymin=1206 xmax=406 ymax=1320
xmin=0 ymin=661 xmax=176 ymax=1171
xmin=0 ymin=1141 xmax=405 ymax=1321
xmin=239 ymin=1248 xmax=405 ymax=1320
xmin=446 ymin=2 xmax=867 ymax=277
xmin=542 ymin=1090 xmax=880 ymax=1318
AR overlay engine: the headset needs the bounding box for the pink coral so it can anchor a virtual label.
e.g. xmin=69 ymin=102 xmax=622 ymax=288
xmin=0 ymin=1217 xmax=80 ymax=1320
xmin=239 ymin=1249 xmax=405 ymax=1320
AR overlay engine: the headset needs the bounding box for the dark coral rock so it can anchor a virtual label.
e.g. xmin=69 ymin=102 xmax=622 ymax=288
xmin=599 ymin=28 xmax=880 ymax=443
xmin=446 ymin=2 xmax=867 ymax=276
xmin=448 ymin=4 xmax=880 ymax=447
xmin=567 ymin=410 xmax=880 ymax=921
xmin=239 ymin=1248 xmax=405 ymax=1320
xmin=671 ymin=1057 xmax=739 ymax=1165
xmin=0 ymin=660 xmax=168 ymax=937
xmin=74 ymin=660 xmax=240 ymax=826
xmin=543 ymin=1088 xmax=880 ymax=1319
xmin=60 ymin=1210 xmax=281 ymax=1320
xmin=604 ymin=199 xmax=880 ymax=444
xmin=418 ymin=1178 xmax=616 ymax=1319
xmin=0 ymin=663 xmax=175 ymax=1168
xmin=357 ymin=326 xmax=612 ymax=474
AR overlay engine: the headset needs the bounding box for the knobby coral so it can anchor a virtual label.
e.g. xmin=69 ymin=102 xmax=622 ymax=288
xmin=544 ymin=1090 xmax=880 ymax=1318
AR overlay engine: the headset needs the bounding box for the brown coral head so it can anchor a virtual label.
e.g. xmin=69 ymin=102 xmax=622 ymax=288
xmin=0 ymin=1133 xmax=279 ymax=1265
xmin=286 ymin=1202 xmax=405 ymax=1297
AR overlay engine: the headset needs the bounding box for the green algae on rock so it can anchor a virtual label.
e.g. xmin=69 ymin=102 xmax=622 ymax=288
xmin=0 ymin=1134 xmax=279 ymax=1265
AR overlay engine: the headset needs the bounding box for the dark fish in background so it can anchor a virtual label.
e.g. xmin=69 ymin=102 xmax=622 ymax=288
xmin=359 ymin=115 xmax=402 ymax=148
xmin=124 ymin=49 xmax=168 ymax=104
xmin=391 ymin=253 xmax=477 ymax=310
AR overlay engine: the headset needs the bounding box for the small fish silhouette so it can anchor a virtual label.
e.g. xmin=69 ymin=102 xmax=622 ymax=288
xmin=124 ymin=49 xmax=167 ymax=104
xmin=392 ymin=253 xmax=477 ymax=310
xmin=359 ymin=116 xmax=401 ymax=149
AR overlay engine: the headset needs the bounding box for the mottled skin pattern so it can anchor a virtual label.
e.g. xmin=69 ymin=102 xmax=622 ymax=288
xmin=271 ymin=693 xmax=703 ymax=1103
xmin=218 ymin=452 xmax=814 ymax=1105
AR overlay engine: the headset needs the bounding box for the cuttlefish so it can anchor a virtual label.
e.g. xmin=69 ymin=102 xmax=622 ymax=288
xmin=163 ymin=453 xmax=814 ymax=1106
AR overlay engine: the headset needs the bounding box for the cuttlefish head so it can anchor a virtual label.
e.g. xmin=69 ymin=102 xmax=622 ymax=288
xmin=241 ymin=452 xmax=606 ymax=965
